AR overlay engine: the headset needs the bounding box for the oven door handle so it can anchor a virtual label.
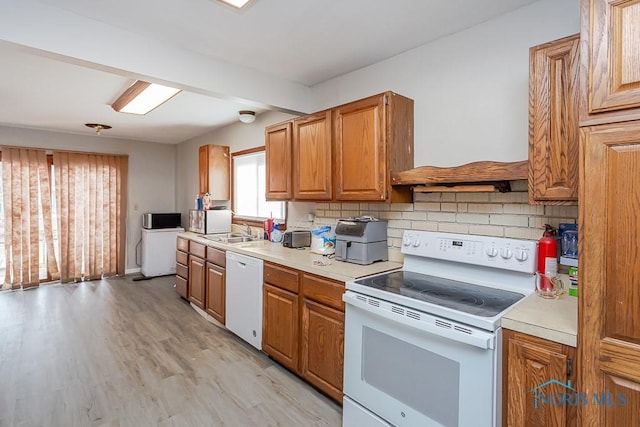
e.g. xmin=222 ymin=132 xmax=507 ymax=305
xmin=344 ymin=292 xmax=495 ymax=350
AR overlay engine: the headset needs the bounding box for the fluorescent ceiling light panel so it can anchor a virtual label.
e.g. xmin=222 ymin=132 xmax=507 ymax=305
xmin=217 ymin=0 xmax=252 ymax=9
xmin=112 ymin=81 xmax=181 ymax=115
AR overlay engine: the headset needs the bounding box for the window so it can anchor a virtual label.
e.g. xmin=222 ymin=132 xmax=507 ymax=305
xmin=232 ymin=148 xmax=285 ymax=223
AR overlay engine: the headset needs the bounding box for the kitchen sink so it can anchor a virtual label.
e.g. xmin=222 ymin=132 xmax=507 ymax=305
xmin=203 ymin=233 xmax=263 ymax=244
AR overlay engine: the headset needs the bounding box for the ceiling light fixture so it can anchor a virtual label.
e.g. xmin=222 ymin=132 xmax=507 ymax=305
xmin=111 ymin=80 xmax=181 ymax=115
xmin=238 ymin=110 xmax=256 ymax=124
xmin=216 ymin=0 xmax=253 ymax=9
xmin=85 ymin=123 xmax=112 ymax=135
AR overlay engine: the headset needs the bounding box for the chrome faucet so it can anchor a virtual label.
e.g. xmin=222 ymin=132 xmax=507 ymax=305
xmin=243 ymin=222 xmax=252 ymax=237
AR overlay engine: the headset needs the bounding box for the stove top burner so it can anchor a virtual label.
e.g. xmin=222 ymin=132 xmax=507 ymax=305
xmin=355 ymin=270 xmax=524 ymax=317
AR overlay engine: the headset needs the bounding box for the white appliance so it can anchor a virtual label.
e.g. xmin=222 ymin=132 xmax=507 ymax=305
xmin=343 ymin=230 xmax=537 ymax=427
xmin=141 ymin=228 xmax=184 ymax=277
xmin=188 ymin=209 xmax=231 ymax=234
xmin=225 ymin=251 xmax=263 ymax=350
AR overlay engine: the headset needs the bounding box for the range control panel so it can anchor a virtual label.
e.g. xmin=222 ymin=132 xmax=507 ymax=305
xmin=401 ymin=230 xmax=537 ymax=274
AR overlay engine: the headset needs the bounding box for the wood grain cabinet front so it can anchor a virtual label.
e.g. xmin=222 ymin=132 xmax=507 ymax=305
xmin=205 ymin=262 xmax=225 ymax=324
xmin=579 ymin=121 xmax=640 ymax=426
xmin=292 ymin=111 xmax=333 ymax=200
xmin=333 ymin=92 xmax=413 ymax=203
xmin=264 ymin=92 xmax=413 ymax=203
xmin=580 ymin=0 xmax=640 ymax=124
xmin=300 ymin=299 xmax=344 ymax=403
xmin=502 ymin=329 xmax=576 ymax=427
xmin=265 ymin=122 xmax=293 ymax=200
xmin=528 ymin=34 xmax=580 ymax=205
xmin=175 ymin=237 xmax=189 ymax=299
xmin=262 ymin=283 xmax=299 ymax=372
xmin=199 ymin=144 xmax=230 ymax=200
xmin=188 ymin=254 xmax=206 ymax=310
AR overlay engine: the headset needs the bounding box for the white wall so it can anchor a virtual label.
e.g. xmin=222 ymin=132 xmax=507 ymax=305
xmin=175 ymin=111 xmax=317 ymax=229
xmin=0 ymin=126 xmax=177 ymax=271
xmin=310 ymin=0 xmax=580 ymax=167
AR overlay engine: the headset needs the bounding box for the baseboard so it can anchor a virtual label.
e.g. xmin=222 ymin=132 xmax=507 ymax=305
xmin=125 ymin=267 xmax=141 ymax=275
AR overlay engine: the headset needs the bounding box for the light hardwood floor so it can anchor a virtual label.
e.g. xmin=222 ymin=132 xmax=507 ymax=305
xmin=0 ymin=275 xmax=342 ymax=427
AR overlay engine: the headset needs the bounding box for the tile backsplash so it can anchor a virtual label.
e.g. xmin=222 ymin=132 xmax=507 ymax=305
xmin=311 ymin=180 xmax=577 ymax=262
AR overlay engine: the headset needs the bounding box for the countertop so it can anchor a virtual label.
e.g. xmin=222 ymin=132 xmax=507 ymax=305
xmin=180 ymin=232 xmax=578 ymax=346
xmin=179 ymin=231 xmax=402 ymax=282
xmin=502 ymin=292 xmax=578 ymax=347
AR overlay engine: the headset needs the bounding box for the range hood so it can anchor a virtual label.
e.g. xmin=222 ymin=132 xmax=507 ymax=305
xmin=391 ymin=160 xmax=527 ymax=193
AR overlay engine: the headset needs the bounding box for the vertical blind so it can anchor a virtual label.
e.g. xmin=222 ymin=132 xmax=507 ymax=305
xmin=54 ymin=152 xmax=128 ymax=283
xmin=1 ymin=147 xmax=128 ymax=288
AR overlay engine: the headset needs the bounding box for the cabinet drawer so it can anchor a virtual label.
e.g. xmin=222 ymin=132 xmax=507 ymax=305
xmin=190 ymin=241 xmax=206 ymax=258
xmin=301 ymin=273 xmax=345 ymax=311
xmin=264 ymin=262 xmax=299 ymax=293
xmin=207 ymin=247 xmax=226 ymax=267
xmin=175 ymin=275 xmax=188 ymax=299
xmin=177 ymin=237 xmax=189 ymax=252
xmin=176 ymin=262 xmax=188 ymax=279
xmin=176 ymin=250 xmax=188 ymax=266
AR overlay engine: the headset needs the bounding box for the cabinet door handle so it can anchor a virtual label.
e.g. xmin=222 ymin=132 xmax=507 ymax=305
xmin=567 ymin=357 xmax=573 ymax=377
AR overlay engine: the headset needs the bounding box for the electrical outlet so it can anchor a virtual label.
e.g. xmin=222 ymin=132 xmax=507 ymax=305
xmin=133 ymin=203 xmax=139 ymax=211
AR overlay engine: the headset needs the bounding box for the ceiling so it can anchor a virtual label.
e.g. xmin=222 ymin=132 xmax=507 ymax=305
xmin=0 ymin=0 xmax=539 ymax=144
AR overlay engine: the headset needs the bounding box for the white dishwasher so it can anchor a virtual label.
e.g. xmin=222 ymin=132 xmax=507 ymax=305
xmin=225 ymin=251 xmax=264 ymax=350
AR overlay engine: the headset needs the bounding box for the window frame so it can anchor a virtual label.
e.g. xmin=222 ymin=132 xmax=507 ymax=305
xmin=230 ymin=146 xmax=287 ymax=228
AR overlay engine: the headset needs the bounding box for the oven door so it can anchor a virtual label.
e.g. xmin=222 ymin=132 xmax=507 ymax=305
xmin=343 ymin=291 xmax=500 ymax=427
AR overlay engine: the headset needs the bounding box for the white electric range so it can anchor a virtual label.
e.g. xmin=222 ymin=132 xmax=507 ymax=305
xmin=342 ymin=230 xmax=537 ymax=427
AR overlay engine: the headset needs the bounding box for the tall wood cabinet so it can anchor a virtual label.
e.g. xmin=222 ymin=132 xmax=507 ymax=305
xmin=579 ymin=121 xmax=640 ymax=426
xmin=198 ymin=144 xmax=230 ymax=200
xmin=578 ymin=1 xmax=640 ymax=425
xmin=502 ymin=329 xmax=576 ymax=427
xmin=265 ymin=122 xmax=292 ymax=200
xmin=528 ymin=34 xmax=580 ymax=204
xmin=580 ymin=0 xmax=640 ymax=125
xmin=265 ymin=91 xmax=413 ymax=203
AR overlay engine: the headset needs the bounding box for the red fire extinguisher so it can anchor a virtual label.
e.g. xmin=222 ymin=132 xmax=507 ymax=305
xmin=538 ymin=224 xmax=558 ymax=277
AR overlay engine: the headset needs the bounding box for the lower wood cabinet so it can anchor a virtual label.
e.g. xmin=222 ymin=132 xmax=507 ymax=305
xmin=263 ymin=283 xmax=299 ymax=371
xmin=300 ymin=298 xmax=344 ymax=403
xmin=205 ymin=262 xmax=225 ymax=324
xmin=262 ymin=262 xmax=344 ymax=403
xmin=188 ymin=254 xmax=206 ymax=309
xmin=175 ymin=237 xmax=189 ymax=299
xmin=502 ymin=329 xmax=576 ymax=427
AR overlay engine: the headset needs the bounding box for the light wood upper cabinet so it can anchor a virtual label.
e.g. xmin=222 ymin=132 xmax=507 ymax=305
xmin=579 ymin=121 xmax=640 ymax=426
xmin=264 ymin=91 xmax=414 ymax=202
xmin=334 ymin=92 xmax=413 ymax=202
xmin=528 ymin=34 xmax=580 ymax=204
xmin=265 ymin=122 xmax=292 ymax=200
xmin=580 ymin=0 xmax=640 ymax=124
xmin=502 ymin=329 xmax=576 ymax=427
xmin=198 ymin=144 xmax=230 ymax=200
xmin=293 ymin=111 xmax=333 ymax=200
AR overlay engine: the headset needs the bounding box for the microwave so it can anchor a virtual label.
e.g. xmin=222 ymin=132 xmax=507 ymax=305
xmin=189 ymin=209 xmax=232 ymax=234
xmin=142 ymin=213 xmax=182 ymax=230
